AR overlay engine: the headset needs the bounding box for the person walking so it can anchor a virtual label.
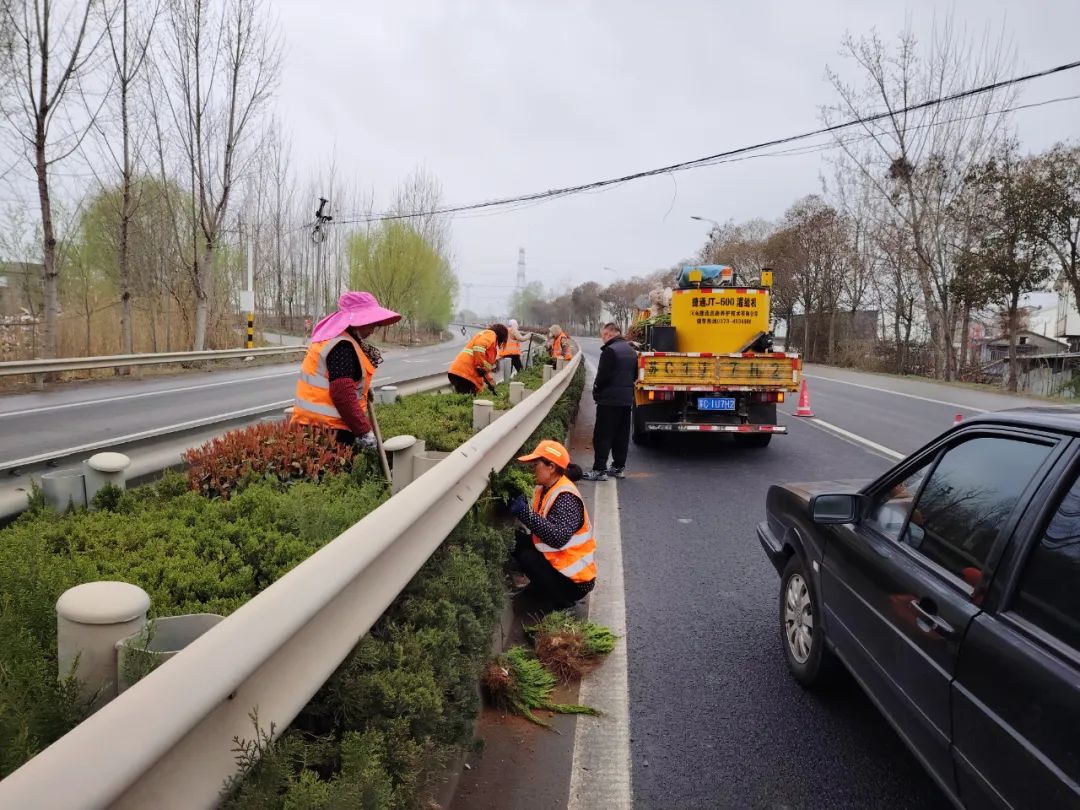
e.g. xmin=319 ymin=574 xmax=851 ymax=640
xmin=499 ymin=319 xmax=530 ymax=375
xmin=507 ymin=439 xmax=597 ymax=609
xmin=447 ymin=323 xmax=508 ymax=394
xmin=583 ymin=322 xmax=637 ymax=481
xmin=290 ymin=291 xmax=401 ymax=449
xmin=548 ymin=325 xmax=572 ymax=362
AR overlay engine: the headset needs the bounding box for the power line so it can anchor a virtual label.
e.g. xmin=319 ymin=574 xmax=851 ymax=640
xmin=328 ymin=57 xmax=1080 ymax=227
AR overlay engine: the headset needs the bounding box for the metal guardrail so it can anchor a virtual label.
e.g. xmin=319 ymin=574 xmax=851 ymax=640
xmin=0 ymin=372 xmax=452 ymax=475
xmin=0 ymin=346 xmax=306 ymax=378
xmin=0 ymin=354 xmax=581 ymax=808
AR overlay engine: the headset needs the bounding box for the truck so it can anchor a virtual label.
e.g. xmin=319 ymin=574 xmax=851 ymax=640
xmin=631 ymin=264 xmax=801 ymax=448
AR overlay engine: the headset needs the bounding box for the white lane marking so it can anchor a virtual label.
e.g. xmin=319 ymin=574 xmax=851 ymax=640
xmin=803 ymin=373 xmax=988 ymax=413
xmin=568 ymin=468 xmax=633 ymax=809
xmin=0 ymin=371 xmax=296 ymax=418
xmin=795 ymin=416 xmax=904 ymax=461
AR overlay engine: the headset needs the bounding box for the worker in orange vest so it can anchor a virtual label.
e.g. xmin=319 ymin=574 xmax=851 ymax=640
xmin=448 ymin=324 xmax=508 ymax=394
xmin=507 ymin=439 xmax=597 ymax=609
xmin=498 ymin=319 xmax=531 ymax=374
xmin=548 ymin=325 xmax=572 ymax=362
xmin=291 ymin=291 xmax=401 ymax=449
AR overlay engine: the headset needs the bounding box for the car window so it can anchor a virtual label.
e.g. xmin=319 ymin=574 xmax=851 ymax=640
xmin=866 ymin=461 xmax=933 ymax=541
xmin=1013 ymin=472 xmax=1080 ymax=651
xmin=899 ymin=437 xmax=1051 ymax=581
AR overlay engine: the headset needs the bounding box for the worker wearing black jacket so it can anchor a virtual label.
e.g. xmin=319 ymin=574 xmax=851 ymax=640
xmin=583 ymin=323 xmax=638 ymax=481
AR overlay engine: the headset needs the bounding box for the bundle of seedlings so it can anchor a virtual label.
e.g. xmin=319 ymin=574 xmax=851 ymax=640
xmin=526 ymin=610 xmax=617 ymax=682
xmin=482 ymin=646 xmax=599 ymax=728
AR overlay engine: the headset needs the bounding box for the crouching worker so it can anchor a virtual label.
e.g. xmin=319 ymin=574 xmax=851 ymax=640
xmin=507 ymin=440 xmax=597 ymax=609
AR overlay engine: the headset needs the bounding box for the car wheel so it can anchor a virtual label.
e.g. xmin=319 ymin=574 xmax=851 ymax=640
xmin=780 ymin=555 xmax=838 ymax=687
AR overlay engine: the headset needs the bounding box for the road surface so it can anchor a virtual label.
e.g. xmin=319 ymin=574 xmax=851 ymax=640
xmin=459 ymin=341 xmax=1052 ymax=809
xmin=0 ymin=336 xmax=473 ymax=469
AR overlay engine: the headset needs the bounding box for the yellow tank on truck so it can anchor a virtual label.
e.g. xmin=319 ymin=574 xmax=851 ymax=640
xmin=670 ymin=286 xmax=771 ymax=354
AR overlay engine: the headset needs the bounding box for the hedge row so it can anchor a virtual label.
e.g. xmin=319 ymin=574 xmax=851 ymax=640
xmin=0 ymin=360 xmax=585 ymax=810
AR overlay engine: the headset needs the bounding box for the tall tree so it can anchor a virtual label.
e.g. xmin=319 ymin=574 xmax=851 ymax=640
xmin=0 ymin=0 xmax=104 ymax=358
xmin=1029 ymin=144 xmax=1080 ymax=315
xmin=156 ymin=0 xmax=281 ymax=350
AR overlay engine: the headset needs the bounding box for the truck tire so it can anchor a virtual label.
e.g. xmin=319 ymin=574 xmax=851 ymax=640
xmin=780 ymin=555 xmax=839 ymax=688
xmin=632 ymin=406 xmax=650 ymax=445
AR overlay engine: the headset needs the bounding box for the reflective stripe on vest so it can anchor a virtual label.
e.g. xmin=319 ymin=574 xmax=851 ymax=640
xmin=531 ymin=477 xmax=597 ymax=584
xmin=290 ymin=335 xmax=375 ymax=431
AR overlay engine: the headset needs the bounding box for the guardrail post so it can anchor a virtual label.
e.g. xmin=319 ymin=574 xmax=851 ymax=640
xmin=34 ymin=372 xmax=44 ymax=390
xmin=382 ymin=435 xmax=422 ymax=494
xmin=375 ymin=385 xmax=399 ymax=404
xmin=472 ymin=399 xmax=493 ymax=431
xmin=542 ymin=365 xmax=553 ymax=383
xmin=556 ymin=357 xmax=566 ymax=371
xmin=56 ymin=582 xmax=151 ymax=706
xmin=509 ymin=381 xmax=525 ymax=405
xmin=84 ymin=453 xmax=131 ymax=507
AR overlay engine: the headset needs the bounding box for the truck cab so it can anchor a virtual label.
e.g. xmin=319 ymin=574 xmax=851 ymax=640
xmin=632 ymin=264 xmax=801 ymax=448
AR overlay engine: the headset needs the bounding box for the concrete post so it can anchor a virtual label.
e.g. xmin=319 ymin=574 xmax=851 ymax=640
xmin=375 ymin=385 xmax=399 ymax=404
xmin=509 ymin=381 xmax=525 ymax=405
xmin=412 ymin=450 xmax=452 ymax=479
xmin=556 ymin=356 xmax=566 ymax=371
xmin=472 ymin=399 xmax=493 ymax=431
xmin=84 ymin=452 xmax=131 ymax=508
xmin=41 ymin=468 xmax=87 ymax=511
xmin=56 ymin=581 xmax=151 ymax=706
xmin=383 ymin=434 xmax=421 ymax=494
xmin=284 ymin=406 xmax=294 ymax=418
xmin=542 ymin=365 xmax=553 ymax=383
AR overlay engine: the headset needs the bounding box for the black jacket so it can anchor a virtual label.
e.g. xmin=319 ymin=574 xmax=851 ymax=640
xmin=593 ymin=336 xmax=637 ymax=407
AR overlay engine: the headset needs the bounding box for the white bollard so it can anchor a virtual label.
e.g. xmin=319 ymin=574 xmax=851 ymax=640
xmin=375 ymin=385 xmax=399 ymax=404
xmin=556 ymin=356 xmax=566 ymax=371
xmin=542 ymin=365 xmax=554 ymax=383
xmin=41 ymin=468 xmax=87 ymax=511
xmin=56 ymin=581 xmax=151 ymax=706
xmin=382 ymin=434 xmax=420 ymax=494
xmin=472 ymin=399 xmax=494 ymax=431
xmin=84 ymin=452 xmax=131 ymax=508
xmin=509 ymin=381 xmax=525 ymax=405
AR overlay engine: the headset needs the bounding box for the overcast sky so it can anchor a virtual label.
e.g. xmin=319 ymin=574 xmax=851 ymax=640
xmin=279 ymin=1 xmax=1079 ymax=314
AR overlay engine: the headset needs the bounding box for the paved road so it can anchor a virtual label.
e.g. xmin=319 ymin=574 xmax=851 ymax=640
xmin=0 ymin=336 xmax=471 ymax=468
xmin=591 ymin=345 xmax=1053 ymax=809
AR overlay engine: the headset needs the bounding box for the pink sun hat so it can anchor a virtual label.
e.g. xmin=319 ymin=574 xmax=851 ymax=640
xmin=310 ymin=291 xmax=401 ymax=342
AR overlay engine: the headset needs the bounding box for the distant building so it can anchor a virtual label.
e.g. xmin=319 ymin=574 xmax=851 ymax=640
xmin=0 ymin=261 xmax=41 ymax=317
xmin=1056 ymin=280 xmax=1080 ymax=351
xmin=977 ymin=330 xmax=1068 ymax=364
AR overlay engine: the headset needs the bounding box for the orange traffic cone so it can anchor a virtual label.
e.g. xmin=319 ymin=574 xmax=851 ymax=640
xmin=794 ymin=379 xmax=815 ymax=418
xmin=954 ymin=413 xmax=963 ymax=425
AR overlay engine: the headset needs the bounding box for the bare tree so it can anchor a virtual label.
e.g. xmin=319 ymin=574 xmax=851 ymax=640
xmin=156 ymin=0 xmax=281 ymax=350
xmin=824 ymin=19 xmax=1016 ymax=379
xmin=0 ymin=0 xmax=105 ymax=358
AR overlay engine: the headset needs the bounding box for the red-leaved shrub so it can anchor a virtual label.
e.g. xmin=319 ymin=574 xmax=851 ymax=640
xmin=184 ymin=421 xmax=352 ymax=499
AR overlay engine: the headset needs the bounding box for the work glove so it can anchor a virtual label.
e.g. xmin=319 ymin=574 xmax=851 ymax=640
xmin=355 ymin=431 xmax=378 ymax=452
xmin=508 ymin=495 xmax=528 ymax=518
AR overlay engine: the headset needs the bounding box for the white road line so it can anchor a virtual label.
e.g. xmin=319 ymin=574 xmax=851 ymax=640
xmin=0 ymin=370 xmax=296 ymax=418
xmin=796 ymin=416 xmax=905 ymax=461
xmin=569 ymin=477 xmax=633 ymax=810
xmin=803 ymin=373 xmax=988 ymax=413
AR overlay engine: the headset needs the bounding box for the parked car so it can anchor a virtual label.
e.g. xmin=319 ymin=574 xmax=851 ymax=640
xmin=758 ymin=408 xmax=1080 ymax=809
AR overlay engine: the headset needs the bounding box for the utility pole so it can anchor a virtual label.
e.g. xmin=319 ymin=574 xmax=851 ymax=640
xmin=240 ymin=219 xmax=255 ymax=349
xmin=312 ymin=197 xmax=332 ymax=314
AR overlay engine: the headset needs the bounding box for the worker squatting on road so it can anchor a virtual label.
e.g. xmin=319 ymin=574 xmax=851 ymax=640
xmin=498 ymin=318 xmax=531 ymax=374
xmin=547 ymin=325 xmax=573 ymax=362
xmin=290 ymin=291 xmax=402 ymax=449
xmin=507 ymin=440 xmax=597 ymax=610
xmin=448 ymin=324 xmax=508 ymax=394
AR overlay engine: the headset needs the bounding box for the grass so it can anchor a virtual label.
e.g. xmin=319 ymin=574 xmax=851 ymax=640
xmin=526 ymin=611 xmax=617 ymax=682
xmin=481 ymin=646 xmax=599 ymax=728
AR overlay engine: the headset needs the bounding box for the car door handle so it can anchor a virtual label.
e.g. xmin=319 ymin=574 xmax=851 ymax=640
xmin=910 ymin=598 xmax=956 ymax=638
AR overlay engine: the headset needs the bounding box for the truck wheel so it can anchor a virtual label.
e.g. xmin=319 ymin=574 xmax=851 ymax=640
xmin=632 ymin=407 xmax=650 ymax=445
xmin=736 ymin=434 xmax=772 ymax=448
xmin=780 ymin=555 xmax=839 ymax=688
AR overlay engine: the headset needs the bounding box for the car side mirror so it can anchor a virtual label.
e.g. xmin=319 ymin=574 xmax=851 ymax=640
xmin=810 ymin=493 xmax=864 ymax=525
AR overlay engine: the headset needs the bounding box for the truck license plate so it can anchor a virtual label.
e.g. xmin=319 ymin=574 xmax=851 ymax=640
xmin=697 ymin=397 xmax=736 ymax=411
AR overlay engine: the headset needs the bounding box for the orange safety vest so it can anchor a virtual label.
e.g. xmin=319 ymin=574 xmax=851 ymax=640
xmin=449 ymin=329 xmax=499 ymax=391
xmin=531 ymin=476 xmax=597 ymax=584
xmin=552 ymin=333 xmax=571 ymax=360
xmin=499 ymin=333 xmax=522 ymax=359
xmin=290 ymin=334 xmax=375 ymax=431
